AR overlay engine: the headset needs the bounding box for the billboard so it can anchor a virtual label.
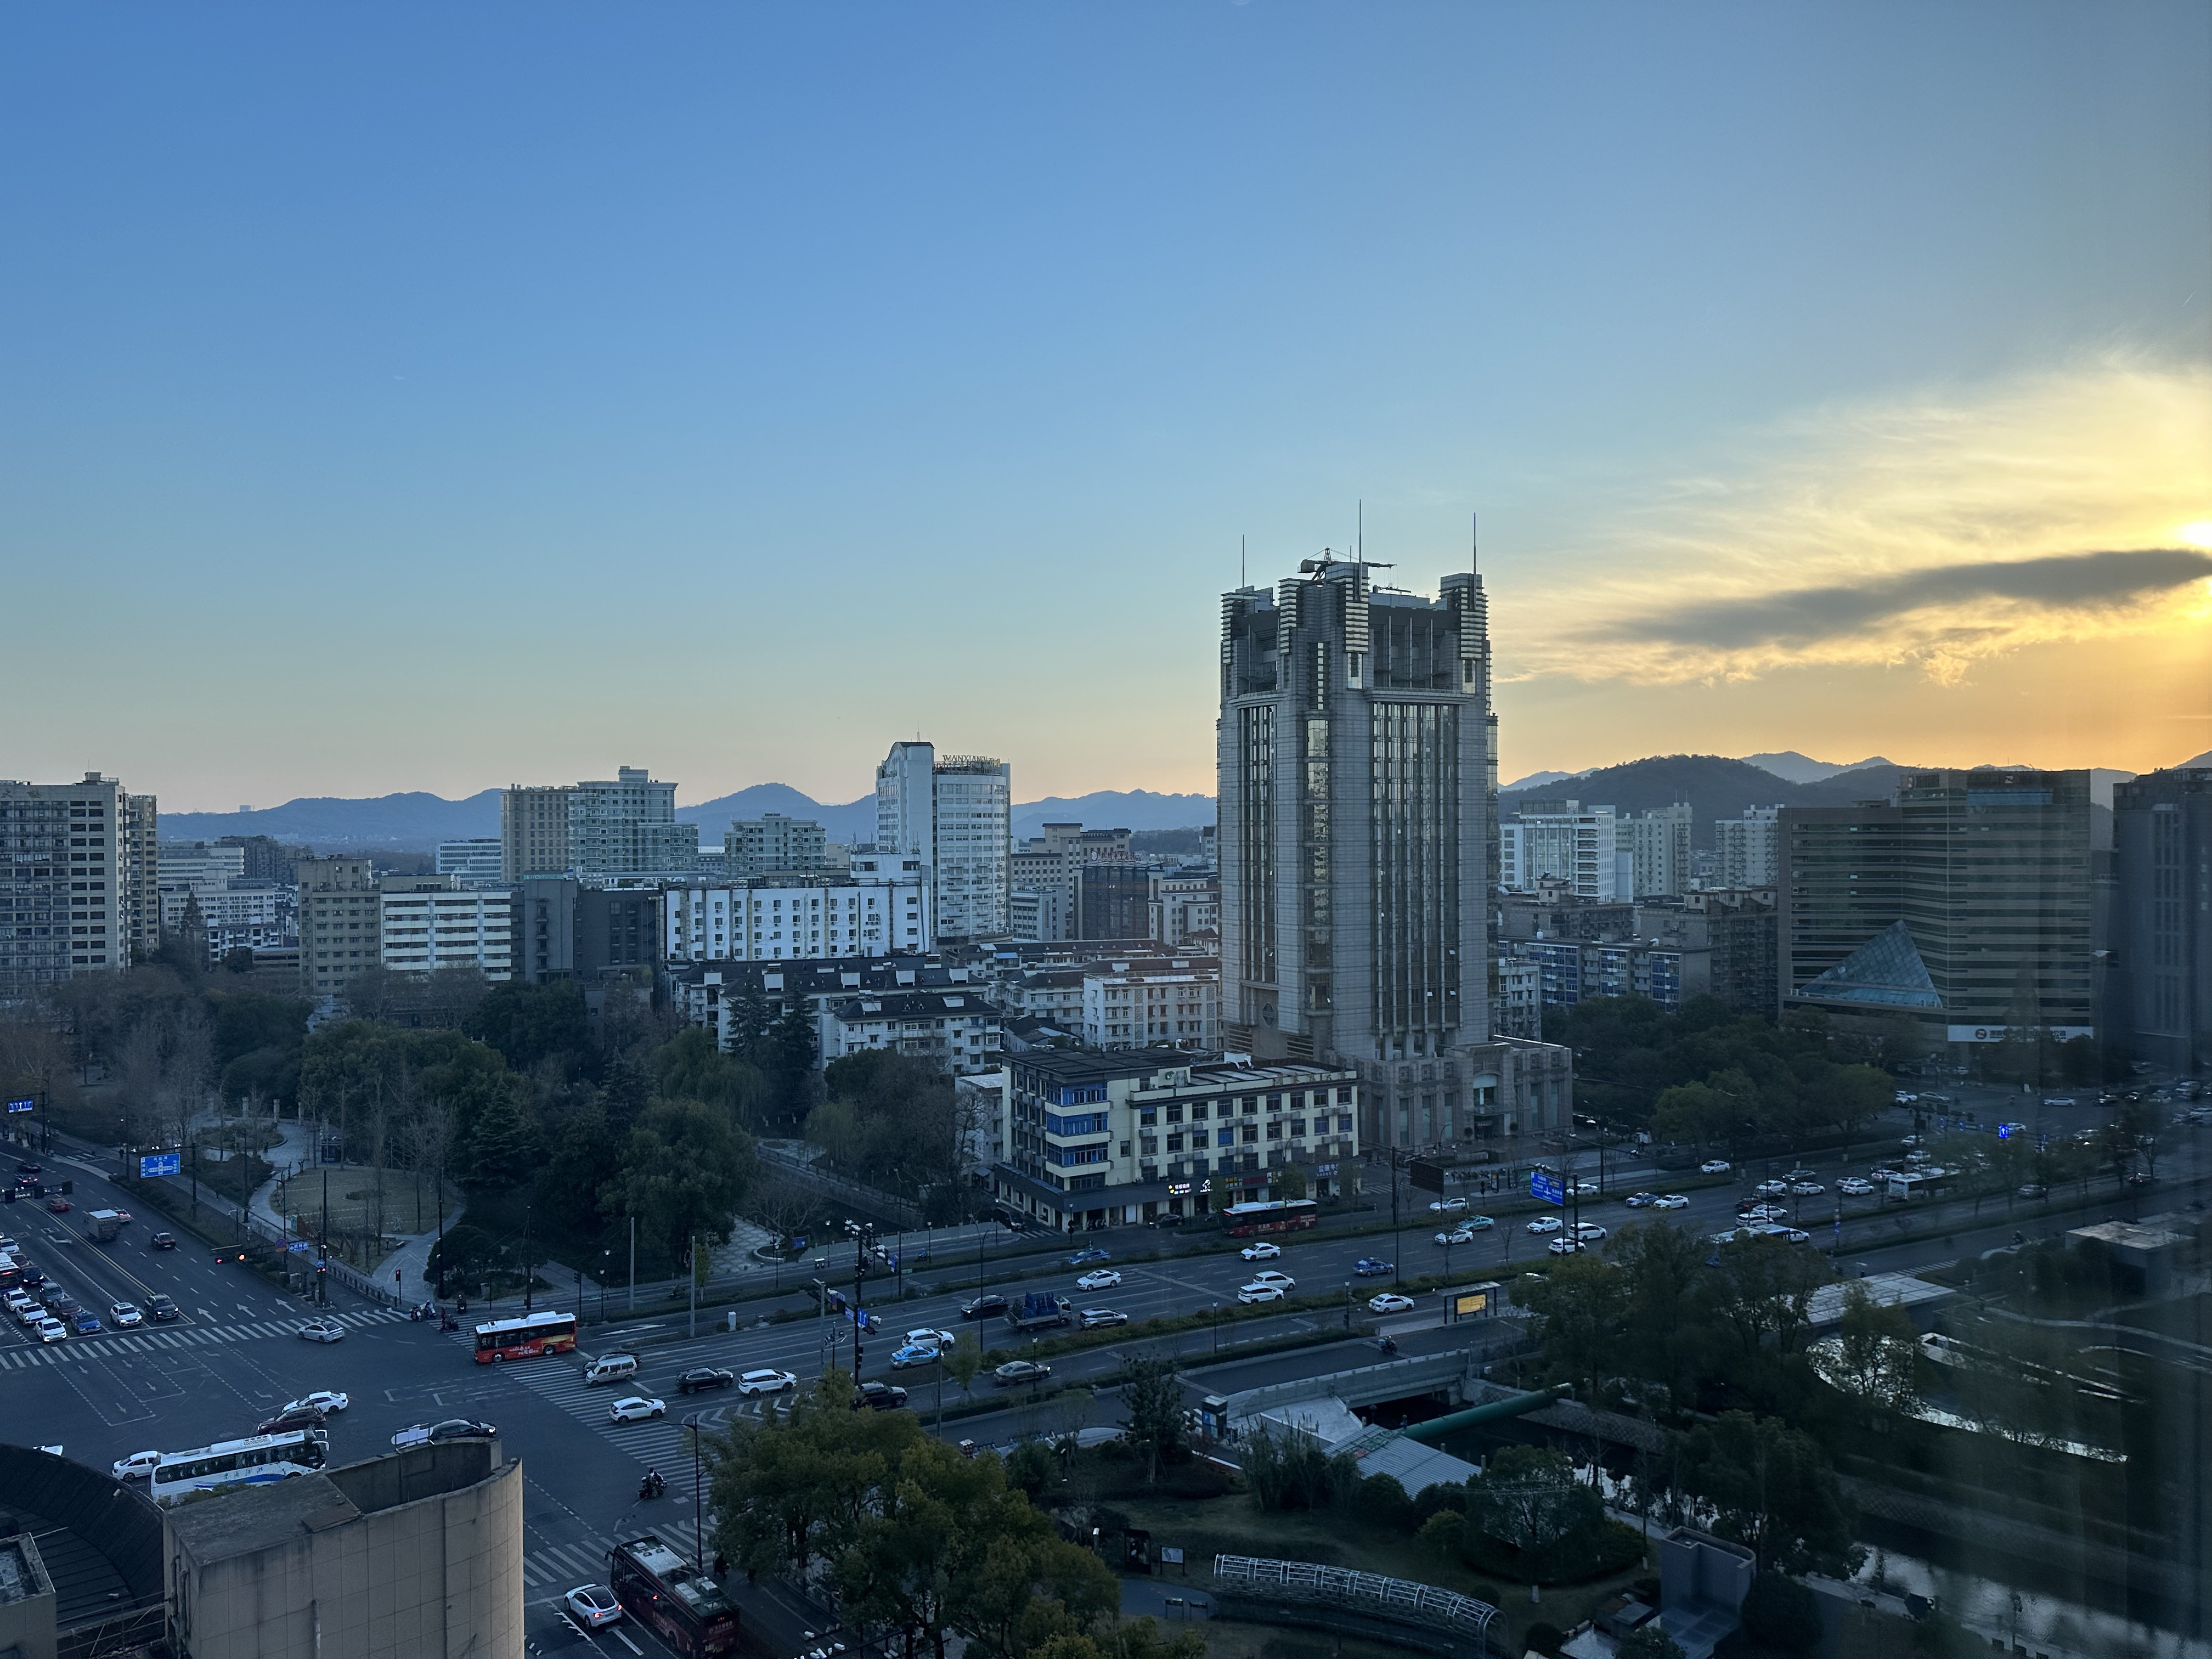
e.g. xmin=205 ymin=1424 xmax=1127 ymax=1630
xmin=1530 ymin=1170 xmax=1565 ymax=1206
xmin=1408 ymin=1159 xmax=1446 ymax=1195
xmin=138 ymin=1152 xmax=182 ymax=1179
xmin=5 ymin=1098 xmax=33 ymax=1114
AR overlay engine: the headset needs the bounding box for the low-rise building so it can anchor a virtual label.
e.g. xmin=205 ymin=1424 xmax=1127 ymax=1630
xmin=724 ymin=812 xmax=829 ymax=876
xmin=663 ymin=871 xmax=927 ymax=964
xmin=1080 ymin=956 xmax=1221 ymax=1049
xmin=665 ymin=953 xmax=984 ymax=1058
xmin=824 ymin=987 xmax=1004 ymax=1075
xmin=1150 ymin=866 xmax=1220 ymax=949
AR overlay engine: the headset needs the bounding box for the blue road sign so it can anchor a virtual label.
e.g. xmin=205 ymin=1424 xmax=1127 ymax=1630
xmin=1530 ymin=1171 xmax=1565 ymax=1206
xmin=5 ymin=1098 xmax=33 ymax=1114
xmin=138 ymin=1152 xmax=181 ymax=1178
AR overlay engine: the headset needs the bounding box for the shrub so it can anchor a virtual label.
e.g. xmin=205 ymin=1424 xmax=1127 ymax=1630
xmin=1415 ymin=1509 xmax=1463 ymax=1565
xmin=1522 ymin=1621 xmax=1565 ymax=1656
xmin=1616 ymin=1624 xmax=1686 ymax=1659
xmin=1740 ymin=1572 xmax=1824 ymax=1654
xmin=1347 ymin=1472 xmax=1414 ymax=1532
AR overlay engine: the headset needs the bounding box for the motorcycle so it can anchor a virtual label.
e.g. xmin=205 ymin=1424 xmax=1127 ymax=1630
xmin=1375 ymin=1336 xmax=1398 ymax=1355
xmin=439 ymin=1314 xmax=460 ymax=1333
xmin=639 ymin=1471 xmax=666 ymax=1500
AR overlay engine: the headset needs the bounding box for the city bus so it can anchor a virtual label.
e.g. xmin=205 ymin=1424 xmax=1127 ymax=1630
xmin=150 ymin=1431 xmax=328 ymax=1506
xmin=472 ymin=1310 xmax=578 ymax=1363
xmin=1222 ymin=1199 xmax=1318 ymax=1237
xmin=607 ymin=1536 xmax=741 ymax=1657
xmin=0 ymin=1252 xmax=21 ymax=1293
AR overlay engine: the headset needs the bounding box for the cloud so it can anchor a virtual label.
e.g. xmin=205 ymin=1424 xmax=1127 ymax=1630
xmin=1510 ymin=359 xmax=2212 ymax=685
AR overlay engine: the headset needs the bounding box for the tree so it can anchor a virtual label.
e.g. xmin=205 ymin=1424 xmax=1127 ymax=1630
xmin=1826 ymin=1280 xmax=1921 ymax=1417
xmin=1616 ymin=1624 xmax=1688 ymax=1659
xmin=610 ymin=1097 xmax=757 ymax=1267
xmin=1700 ymin=1232 xmax=1828 ymax=1359
xmin=465 ymin=981 xmax=590 ymax=1074
xmin=1119 ymin=1354 xmax=1186 ymax=1485
xmin=1465 ymin=1446 xmax=1607 ymax=1574
xmin=458 ymin=1080 xmax=534 ymax=1191
xmin=1515 ymin=1251 xmax=1627 ymax=1402
xmin=1652 ymin=1081 xmax=1728 ymax=1149
xmin=1740 ymin=1572 xmax=1824 ymax=1654
xmin=1805 ymin=1062 xmax=1892 ymax=1155
xmin=1683 ymin=1411 xmax=1857 ymax=1575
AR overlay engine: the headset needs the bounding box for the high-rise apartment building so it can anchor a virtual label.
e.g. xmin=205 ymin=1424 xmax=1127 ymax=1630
xmin=1217 ymin=556 xmax=1572 ymax=1150
xmin=1621 ymin=804 xmax=1693 ymax=898
xmin=570 ymin=766 xmax=695 ymax=876
xmin=0 ymin=774 xmax=129 ymax=988
xmin=1501 ymin=800 xmax=1621 ymax=899
xmin=1778 ymin=770 xmax=2094 ymax=1042
xmin=379 ymin=875 xmax=516 ymax=980
xmin=724 ymin=813 xmax=829 ymax=876
xmin=296 ymin=857 xmax=380 ymax=997
xmin=2113 ymin=766 xmax=2211 ymax=1071
xmin=500 ymin=786 xmax=575 ymax=883
xmin=122 ymin=793 xmax=160 ymax=964
xmin=874 ymin=742 xmax=1011 ymax=940
xmin=663 ymin=870 xmax=928 ymax=963
xmin=1713 ymin=805 xmax=1783 ymax=888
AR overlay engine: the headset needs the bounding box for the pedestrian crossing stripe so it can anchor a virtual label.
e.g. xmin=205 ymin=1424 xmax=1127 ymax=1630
xmin=0 ymin=1305 xmax=413 ymax=1367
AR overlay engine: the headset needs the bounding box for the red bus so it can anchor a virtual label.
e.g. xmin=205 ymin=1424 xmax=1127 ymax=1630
xmin=1223 ymin=1199 xmax=1318 ymax=1237
xmin=472 ymin=1310 xmax=578 ymax=1363
xmin=608 ymin=1536 xmax=740 ymax=1657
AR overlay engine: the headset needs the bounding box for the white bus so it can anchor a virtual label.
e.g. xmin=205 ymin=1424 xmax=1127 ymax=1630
xmin=149 ymin=1430 xmax=328 ymax=1506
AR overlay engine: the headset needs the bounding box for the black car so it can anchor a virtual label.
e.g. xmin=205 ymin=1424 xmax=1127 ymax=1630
xmin=857 ymin=1381 xmax=909 ymax=1411
xmin=149 ymin=1232 xmax=177 ymax=1251
xmin=256 ymin=1404 xmax=329 ymax=1436
xmin=42 ymin=1292 xmax=80 ymax=1319
xmin=960 ymin=1293 xmax=1009 ymax=1321
xmin=678 ymin=1367 xmax=735 ymax=1395
xmin=146 ymin=1294 xmax=179 ymax=1322
xmin=15 ymin=1164 xmax=38 ymax=1178
xmin=14 ymin=1260 xmax=42 ymax=1286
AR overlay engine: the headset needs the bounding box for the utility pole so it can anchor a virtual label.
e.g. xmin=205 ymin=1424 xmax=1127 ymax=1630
xmin=1389 ymin=1149 xmax=1402 ymax=1286
xmin=628 ymin=1216 xmax=636 ymax=1313
xmin=522 ymin=1205 xmax=534 ymax=1313
xmin=845 ymin=1220 xmax=874 ymax=1396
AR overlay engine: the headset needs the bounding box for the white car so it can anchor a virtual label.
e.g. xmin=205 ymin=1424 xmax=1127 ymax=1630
xmin=1246 ymin=1269 xmax=1295 ymax=1290
xmin=1076 ymin=1268 xmax=1122 ymax=1290
xmin=1434 ymin=1228 xmax=1477 ymax=1247
xmin=904 ymin=1328 xmax=956 ymax=1351
xmin=297 ymin=1318 xmax=346 ymax=1343
xmin=1838 ymin=1178 xmax=1875 ymax=1196
xmin=1700 ymin=1159 xmax=1732 ymax=1175
xmin=1426 ymin=1197 xmax=1468 ymax=1214
xmin=737 ymin=1369 xmax=798 ymax=1396
xmin=564 ymin=1584 xmax=623 ymax=1629
xmin=1240 ymin=1241 xmax=1283 ymax=1260
xmin=1526 ymin=1216 xmax=1563 ymax=1234
xmin=1368 ymin=1292 xmax=1415 ymax=1314
xmin=1237 ymin=1283 xmax=1285 ymax=1304
xmin=1574 ymin=1223 xmax=1608 ymax=1242
xmin=1547 ymin=1238 xmax=1586 ymax=1255
xmin=1652 ymin=1194 xmax=1690 ymax=1210
xmin=1753 ymin=1180 xmax=1790 ymax=1197
xmin=608 ymin=1396 xmax=666 ymax=1423
xmin=111 ymin=1449 xmax=161 ymax=1481
xmin=1790 ymin=1181 xmax=1825 ymax=1196
xmin=108 ymin=1302 xmax=144 ymax=1329
xmin=34 ymin=1318 xmax=67 ymax=1343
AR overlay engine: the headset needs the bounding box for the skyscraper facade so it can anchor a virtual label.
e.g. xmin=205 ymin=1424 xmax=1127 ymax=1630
xmin=874 ymin=741 xmax=1011 ymax=940
xmin=1217 ymin=557 xmax=1571 ymax=1151
xmin=569 ymin=766 xmax=695 ymax=876
xmin=0 ymin=774 xmax=130 ymax=989
xmin=500 ymin=785 xmax=575 ymax=884
xmin=2113 ymin=766 xmax=2211 ymax=1071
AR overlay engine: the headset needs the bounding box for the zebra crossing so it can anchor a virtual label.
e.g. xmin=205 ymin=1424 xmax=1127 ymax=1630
xmin=491 ymin=1355 xmax=786 ymax=1499
xmin=0 ymin=1305 xmax=410 ymax=1368
xmin=522 ymin=1522 xmax=705 ymax=1594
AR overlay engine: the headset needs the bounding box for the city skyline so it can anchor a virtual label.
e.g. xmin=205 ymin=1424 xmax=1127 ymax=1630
xmin=3 ymin=5 xmax=2207 ymax=808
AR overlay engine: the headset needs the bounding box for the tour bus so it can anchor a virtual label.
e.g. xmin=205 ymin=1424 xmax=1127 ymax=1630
xmin=150 ymin=1431 xmax=328 ymax=1506
xmin=1222 ymin=1198 xmax=1319 ymax=1238
xmin=473 ymin=1310 xmax=578 ymax=1363
xmin=607 ymin=1535 xmax=741 ymax=1657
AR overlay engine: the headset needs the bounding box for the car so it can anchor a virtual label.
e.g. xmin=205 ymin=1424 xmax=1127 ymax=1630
xmin=42 ymin=1291 xmax=78 ymax=1318
xmin=111 ymin=1451 xmax=161 ymax=1481
xmin=44 ymin=1197 xmax=69 ymax=1214
xmin=1753 ymin=1180 xmax=1790 ymax=1197
xmin=678 ymin=1367 xmax=736 ymax=1394
xmin=1353 ymin=1257 xmax=1392 ymax=1276
xmin=961 ymin=1293 xmax=1009 ymax=1320
xmin=1066 ymin=1248 xmax=1112 ymax=1267
xmin=1738 ymin=1203 xmax=1788 ymax=1222
xmin=1790 ymin=1181 xmax=1826 ymax=1195
xmin=1547 ymin=1238 xmax=1585 ymax=1255
xmin=2017 ymin=1183 xmax=2049 ymax=1199
xmin=1240 ymin=1241 xmax=1283 ymax=1261
xmin=1426 ymin=1197 xmax=1468 ymax=1214
xmin=1435 ymin=1228 xmax=1476 ymax=1247
xmin=391 ymin=1418 xmax=498 ymax=1449
xmin=256 ymin=1403 xmax=330 ymax=1436
xmin=1653 ymin=1194 xmax=1690 ymax=1210
xmin=149 ymin=1232 xmax=177 ymax=1250
xmin=857 ymin=1380 xmax=909 ymax=1410
xmin=890 ymin=1342 xmax=944 ymax=1370
xmin=1368 ymin=1292 xmax=1415 ymax=1314
xmin=737 ymin=1368 xmax=798 ymax=1396
xmin=71 ymin=1311 xmax=102 ymax=1335
xmin=1462 ymin=1215 xmax=1496 ymax=1230
xmin=1246 ymin=1269 xmax=1294 ymax=1289
xmin=298 ymin=1318 xmax=346 ymax=1342
xmin=1237 ymin=1283 xmax=1285 ymax=1304
xmin=1575 ymin=1223 xmax=1608 ymax=1242
xmin=1080 ymin=1307 xmax=1128 ymax=1328
xmin=33 ymin=1318 xmax=68 ymax=1343
xmin=111 ymin=1210 xmax=132 ymax=1226
xmin=1526 ymin=1216 xmax=1563 ymax=1234
xmin=146 ymin=1294 xmax=179 ymax=1322
xmin=1075 ymin=1269 xmax=1122 ymax=1290
xmin=905 ymin=1328 xmax=956 ymax=1351
xmin=1781 ymin=1228 xmax=1812 ymax=1244
xmin=1623 ymin=1192 xmax=1658 ymax=1208
xmin=992 ymin=1359 xmax=1052 ymax=1386
xmin=3 ymin=1295 xmax=33 ymax=1322
xmin=286 ymin=1391 xmax=350 ymax=1415
xmin=608 ymin=1396 xmax=667 ymax=1424
xmin=108 ymin=1301 xmax=144 ymax=1328
xmin=1838 ymin=1178 xmax=1875 ymax=1196
xmin=564 ymin=1584 xmax=623 ymax=1629
xmin=13 ymin=1260 xmax=41 ymax=1286
xmin=1700 ymin=1159 xmax=1731 ymax=1175
xmin=1570 ymin=1180 xmax=1601 ymax=1197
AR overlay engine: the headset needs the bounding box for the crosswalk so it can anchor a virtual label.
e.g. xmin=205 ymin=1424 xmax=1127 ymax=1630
xmin=0 ymin=1305 xmax=410 ymax=1368
xmin=522 ymin=1522 xmax=707 ymax=1595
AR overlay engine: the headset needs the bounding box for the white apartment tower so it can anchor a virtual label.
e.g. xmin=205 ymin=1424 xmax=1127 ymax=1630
xmin=874 ymin=742 xmax=1011 ymax=941
xmin=1621 ymin=804 xmax=1694 ymax=898
xmin=1501 ymin=800 xmax=1620 ymax=899
xmin=1714 ymin=805 xmax=1784 ymax=888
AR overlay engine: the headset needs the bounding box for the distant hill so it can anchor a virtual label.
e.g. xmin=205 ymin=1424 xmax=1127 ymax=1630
xmin=1740 ymin=750 xmax=1895 ymax=784
xmin=1012 ymin=791 xmax=1215 ymax=840
xmin=679 ymin=786 xmax=876 ymax=845
xmin=1500 ymin=754 xmax=1924 ymax=848
xmin=161 ymin=791 xmax=501 ymax=849
xmin=1502 ymin=769 xmax=1579 ymax=792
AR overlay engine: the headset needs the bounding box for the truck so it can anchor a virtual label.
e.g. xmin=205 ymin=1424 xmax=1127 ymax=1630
xmin=1005 ymin=1291 xmax=1071 ymax=1332
xmin=86 ymin=1210 xmax=124 ymax=1242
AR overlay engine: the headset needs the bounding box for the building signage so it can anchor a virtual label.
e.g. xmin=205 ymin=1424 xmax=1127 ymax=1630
xmin=1530 ymin=1170 xmax=1565 ymax=1206
xmin=1945 ymin=1024 xmax=2094 ymax=1045
xmin=138 ymin=1152 xmax=182 ymax=1178
xmin=4 ymin=1098 xmax=33 ymax=1114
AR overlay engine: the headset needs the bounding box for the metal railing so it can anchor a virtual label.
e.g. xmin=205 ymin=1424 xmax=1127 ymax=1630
xmin=1213 ymin=1555 xmax=1499 ymax=1645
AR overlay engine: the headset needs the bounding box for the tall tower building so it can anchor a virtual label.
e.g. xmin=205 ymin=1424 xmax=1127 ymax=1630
xmin=1217 ymin=554 xmax=1571 ymax=1152
xmin=501 ymin=786 xmax=575 ymax=884
xmin=874 ymin=742 xmax=1011 ymax=941
xmin=0 ymin=774 xmax=129 ymax=989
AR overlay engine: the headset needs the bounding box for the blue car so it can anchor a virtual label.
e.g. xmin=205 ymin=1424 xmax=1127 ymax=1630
xmin=1353 ymin=1257 xmax=1392 ymax=1277
xmin=72 ymin=1311 xmax=103 ymax=1335
xmin=1066 ymin=1248 xmax=1112 ymax=1267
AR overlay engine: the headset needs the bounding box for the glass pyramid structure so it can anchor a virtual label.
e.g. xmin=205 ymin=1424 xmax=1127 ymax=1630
xmin=1797 ymin=920 xmax=1942 ymax=1009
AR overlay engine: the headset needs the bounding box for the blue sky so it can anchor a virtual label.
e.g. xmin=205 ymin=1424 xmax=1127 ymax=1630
xmin=3 ymin=3 xmax=2207 ymax=811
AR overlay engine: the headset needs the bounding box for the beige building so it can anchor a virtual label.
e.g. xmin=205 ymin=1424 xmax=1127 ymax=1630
xmin=165 ymin=1440 xmax=523 ymax=1659
xmin=0 ymin=773 xmax=131 ymax=989
xmin=123 ymin=792 xmax=160 ymax=965
xmin=297 ymin=857 xmax=379 ymax=997
xmin=500 ymin=785 xmax=574 ymax=883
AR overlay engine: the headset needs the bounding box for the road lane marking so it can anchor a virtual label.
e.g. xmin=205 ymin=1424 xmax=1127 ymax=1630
xmin=611 ymin=1627 xmax=644 ymax=1655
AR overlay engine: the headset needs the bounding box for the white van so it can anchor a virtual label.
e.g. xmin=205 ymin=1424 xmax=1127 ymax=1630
xmin=583 ymin=1353 xmax=640 ymax=1386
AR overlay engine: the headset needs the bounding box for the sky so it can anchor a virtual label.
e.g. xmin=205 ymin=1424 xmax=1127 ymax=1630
xmin=2 ymin=3 xmax=2207 ymax=812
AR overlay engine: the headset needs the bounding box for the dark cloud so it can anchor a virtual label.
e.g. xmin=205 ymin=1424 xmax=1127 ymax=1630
xmin=1592 ymin=548 xmax=2212 ymax=650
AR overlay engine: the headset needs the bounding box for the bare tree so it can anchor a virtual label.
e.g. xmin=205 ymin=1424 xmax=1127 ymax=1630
xmin=115 ymin=1018 xmax=165 ymax=1147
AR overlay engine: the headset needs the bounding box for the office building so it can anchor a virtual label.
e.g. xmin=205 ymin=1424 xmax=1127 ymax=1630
xmin=1010 ymin=886 xmax=1070 ymax=943
xmin=122 ymin=793 xmax=160 ymax=963
xmin=1779 ymin=770 xmax=2094 ymax=1043
xmin=0 ymin=774 xmax=129 ymax=988
xmin=2113 ymin=765 xmax=2211 ymax=1071
xmin=1081 ymin=956 xmax=1221 ymax=1050
xmin=1218 ymin=556 xmax=1572 ymax=1151
xmin=1150 ymin=866 xmax=1221 ymax=949
xmin=379 ymin=876 xmax=516 ymax=980
xmin=874 ymin=741 xmax=1011 ymax=939
xmin=297 ymin=856 xmax=380 ymax=997
xmin=1621 ymin=803 xmax=1693 ymax=898
xmin=663 ymin=870 xmax=927 ymax=964
xmin=1077 ymin=861 xmax=1152 ymax=940
xmin=1713 ymin=805 xmax=1784 ymax=889
xmin=436 ymin=838 xmax=505 ymax=885
xmin=570 ymin=765 xmax=695 ymax=876
xmin=724 ymin=812 xmax=829 ymax=876
xmin=577 ymin=887 xmax=662 ymax=980
xmin=1500 ymin=800 xmax=1621 ymax=900
xmin=996 ymin=1049 xmax=1362 ymax=1230
xmin=500 ymin=785 xmax=574 ymax=883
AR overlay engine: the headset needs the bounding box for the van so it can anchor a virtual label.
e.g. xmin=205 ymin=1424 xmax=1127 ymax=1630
xmin=583 ymin=1353 xmax=639 ymax=1386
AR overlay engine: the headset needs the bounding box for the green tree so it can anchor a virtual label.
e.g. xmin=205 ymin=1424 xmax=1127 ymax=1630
xmin=1652 ymin=1081 xmax=1728 ymax=1149
xmin=654 ymin=1026 xmax=767 ymax=1124
xmin=1119 ymin=1354 xmax=1186 ymax=1485
xmin=465 ymin=980 xmax=590 ymax=1073
xmin=1515 ymin=1252 xmax=1627 ymax=1402
xmin=1465 ymin=1446 xmax=1606 ymax=1574
xmin=1826 ymin=1280 xmax=1921 ymax=1417
xmin=1608 ymin=1221 xmax=1711 ymax=1412
xmin=1683 ymin=1412 xmax=1857 ymax=1574
xmin=458 ymin=1080 xmax=534 ymax=1190
xmin=1701 ymin=1232 xmax=1829 ymax=1359
xmin=610 ymin=1097 xmax=757 ymax=1267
